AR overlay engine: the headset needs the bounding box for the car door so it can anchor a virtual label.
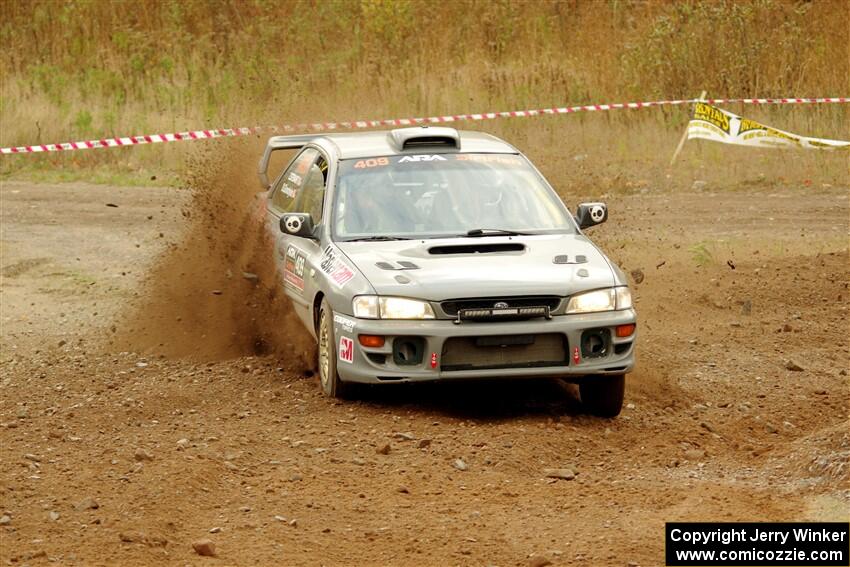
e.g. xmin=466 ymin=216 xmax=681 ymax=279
xmin=266 ymin=147 xmax=328 ymax=333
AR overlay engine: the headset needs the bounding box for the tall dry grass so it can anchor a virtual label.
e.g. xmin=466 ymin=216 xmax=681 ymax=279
xmin=0 ymin=0 xmax=848 ymax=189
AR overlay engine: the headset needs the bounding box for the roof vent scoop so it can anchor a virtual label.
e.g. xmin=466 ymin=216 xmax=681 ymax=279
xmin=389 ymin=126 xmax=460 ymax=151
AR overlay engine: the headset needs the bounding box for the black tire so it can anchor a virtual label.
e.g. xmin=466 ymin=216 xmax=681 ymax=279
xmin=317 ymin=299 xmax=350 ymax=398
xmin=579 ymin=374 xmax=625 ymax=417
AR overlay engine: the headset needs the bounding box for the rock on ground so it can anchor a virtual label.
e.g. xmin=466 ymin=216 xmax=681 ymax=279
xmin=192 ymin=538 xmax=216 ymax=557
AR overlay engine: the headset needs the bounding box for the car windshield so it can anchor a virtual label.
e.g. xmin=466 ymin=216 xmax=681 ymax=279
xmin=333 ymin=153 xmax=574 ymax=241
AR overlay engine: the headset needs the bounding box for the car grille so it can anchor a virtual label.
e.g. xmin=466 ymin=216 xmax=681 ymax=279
xmin=457 ymin=305 xmax=551 ymax=322
xmin=440 ymin=296 xmax=562 ymax=317
xmin=440 ymin=333 xmax=568 ymax=372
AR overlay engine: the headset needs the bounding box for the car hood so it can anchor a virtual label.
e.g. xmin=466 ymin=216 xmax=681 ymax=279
xmin=336 ymin=234 xmax=616 ymax=300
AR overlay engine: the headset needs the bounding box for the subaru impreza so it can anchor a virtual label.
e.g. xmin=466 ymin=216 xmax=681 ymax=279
xmin=257 ymin=126 xmax=636 ymax=416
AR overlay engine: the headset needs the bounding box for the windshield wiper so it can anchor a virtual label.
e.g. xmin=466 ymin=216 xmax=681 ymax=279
xmin=464 ymin=228 xmax=530 ymax=237
xmin=346 ymin=235 xmax=411 ymax=242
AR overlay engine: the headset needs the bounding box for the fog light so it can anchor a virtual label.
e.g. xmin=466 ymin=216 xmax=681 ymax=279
xmin=581 ymin=328 xmax=611 ymax=358
xmin=616 ymin=324 xmax=636 ymax=338
xmin=358 ymin=334 xmax=385 ymax=348
xmin=393 ymin=337 xmax=425 ymax=366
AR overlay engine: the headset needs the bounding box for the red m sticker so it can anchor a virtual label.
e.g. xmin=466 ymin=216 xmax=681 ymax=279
xmin=339 ymin=337 xmax=354 ymax=363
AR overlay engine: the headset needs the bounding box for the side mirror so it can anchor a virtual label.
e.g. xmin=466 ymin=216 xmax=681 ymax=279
xmin=280 ymin=213 xmax=316 ymax=238
xmin=575 ymin=202 xmax=608 ymax=229
xmin=257 ymin=157 xmax=270 ymax=190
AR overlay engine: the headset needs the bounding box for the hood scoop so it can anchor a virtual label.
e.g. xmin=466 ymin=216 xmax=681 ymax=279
xmin=376 ymin=260 xmax=420 ymax=270
xmin=429 ymin=243 xmax=525 ymax=255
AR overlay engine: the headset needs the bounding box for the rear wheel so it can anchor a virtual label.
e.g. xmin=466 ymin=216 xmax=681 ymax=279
xmin=579 ymin=374 xmax=625 ymax=417
xmin=317 ymin=299 xmax=350 ymax=398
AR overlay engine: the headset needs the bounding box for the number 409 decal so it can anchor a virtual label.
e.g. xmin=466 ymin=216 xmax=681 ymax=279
xmin=353 ymin=157 xmax=389 ymax=169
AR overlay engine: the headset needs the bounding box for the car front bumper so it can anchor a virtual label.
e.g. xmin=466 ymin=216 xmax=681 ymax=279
xmin=332 ymin=309 xmax=637 ymax=384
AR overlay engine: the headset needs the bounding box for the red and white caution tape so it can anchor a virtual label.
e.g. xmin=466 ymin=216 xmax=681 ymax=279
xmin=2 ymin=96 xmax=847 ymax=155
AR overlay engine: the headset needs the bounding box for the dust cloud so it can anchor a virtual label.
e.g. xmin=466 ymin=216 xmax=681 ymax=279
xmin=115 ymin=141 xmax=315 ymax=370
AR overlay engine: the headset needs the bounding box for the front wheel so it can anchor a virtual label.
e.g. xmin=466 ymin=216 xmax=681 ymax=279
xmin=317 ymin=299 xmax=350 ymax=398
xmin=579 ymin=374 xmax=625 ymax=417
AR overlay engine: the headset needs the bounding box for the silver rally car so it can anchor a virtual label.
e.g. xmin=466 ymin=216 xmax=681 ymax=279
xmin=258 ymin=126 xmax=636 ymax=416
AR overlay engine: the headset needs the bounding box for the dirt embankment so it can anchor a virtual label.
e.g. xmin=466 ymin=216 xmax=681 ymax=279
xmin=0 ymin=162 xmax=848 ymax=565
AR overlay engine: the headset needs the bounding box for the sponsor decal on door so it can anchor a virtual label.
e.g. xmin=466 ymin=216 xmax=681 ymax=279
xmin=283 ymin=245 xmax=306 ymax=292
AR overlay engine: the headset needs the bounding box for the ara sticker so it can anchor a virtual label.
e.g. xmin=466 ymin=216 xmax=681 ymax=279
xmin=283 ymin=245 xmax=306 ymax=292
xmin=333 ymin=314 xmax=356 ymax=333
xmin=339 ymin=336 xmax=354 ymax=363
xmin=398 ymin=154 xmax=447 ymax=163
xmin=320 ymin=246 xmax=355 ymax=287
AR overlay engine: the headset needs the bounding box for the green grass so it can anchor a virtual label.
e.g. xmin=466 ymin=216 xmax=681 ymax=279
xmin=1 ymin=164 xmax=177 ymax=187
xmin=689 ymin=241 xmax=716 ymax=267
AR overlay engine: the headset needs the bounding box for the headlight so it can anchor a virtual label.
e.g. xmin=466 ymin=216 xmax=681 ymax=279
xmin=566 ymin=287 xmax=632 ymax=314
xmin=567 ymin=289 xmax=615 ymax=313
xmin=615 ymin=287 xmax=632 ymax=310
xmin=352 ymin=296 xmax=435 ymax=320
xmin=380 ymin=297 xmax=435 ymax=319
xmin=352 ymin=296 xmax=379 ymax=319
